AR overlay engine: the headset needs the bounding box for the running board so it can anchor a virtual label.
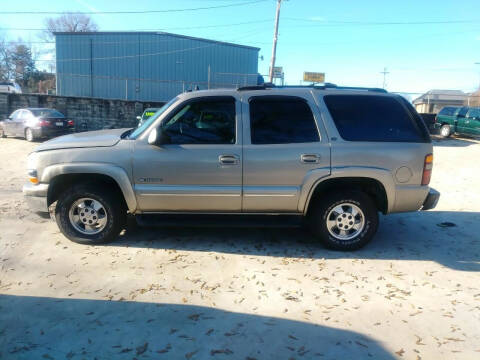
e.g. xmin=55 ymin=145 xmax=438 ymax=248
xmin=136 ymin=214 xmax=304 ymax=228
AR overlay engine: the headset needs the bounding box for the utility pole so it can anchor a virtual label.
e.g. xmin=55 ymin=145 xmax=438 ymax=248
xmin=475 ymin=62 xmax=480 ymax=89
xmin=269 ymin=0 xmax=282 ymax=83
xmin=380 ymin=67 xmax=389 ymax=89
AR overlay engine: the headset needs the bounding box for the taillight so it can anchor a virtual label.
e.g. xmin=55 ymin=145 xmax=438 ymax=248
xmin=38 ymin=120 xmax=50 ymax=126
xmin=67 ymin=120 xmax=74 ymax=126
xmin=421 ymin=154 xmax=433 ymax=185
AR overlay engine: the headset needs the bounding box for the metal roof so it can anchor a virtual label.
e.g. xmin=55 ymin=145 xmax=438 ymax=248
xmin=413 ymin=89 xmax=467 ymax=104
xmin=53 ymin=31 xmax=260 ymax=51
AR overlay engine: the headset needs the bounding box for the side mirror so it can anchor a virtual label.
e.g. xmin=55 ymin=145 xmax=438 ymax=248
xmin=136 ymin=116 xmax=141 ymax=121
xmin=148 ymin=127 xmax=170 ymax=146
xmin=148 ymin=128 xmax=158 ymax=145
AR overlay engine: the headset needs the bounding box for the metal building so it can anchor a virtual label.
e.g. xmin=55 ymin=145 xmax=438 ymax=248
xmin=55 ymin=32 xmax=260 ymax=102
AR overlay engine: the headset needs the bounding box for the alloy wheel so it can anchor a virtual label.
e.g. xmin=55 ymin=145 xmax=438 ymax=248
xmin=326 ymin=202 xmax=365 ymax=241
xmin=68 ymin=197 xmax=108 ymax=235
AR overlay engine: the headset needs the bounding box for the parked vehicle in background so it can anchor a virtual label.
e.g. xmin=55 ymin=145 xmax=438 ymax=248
xmin=0 ymin=108 xmax=74 ymax=141
xmin=137 ymin=108 xmax=161 ymax=127
xmin=0 ymin=81 xmax=22 ymax=94
xmin=435 ymin=106 xmax=480 ymax=137
xmin=23 ymin=84 xmax=439 ymax=251
xmin=418 ymin=113 xmax=437 ymax=133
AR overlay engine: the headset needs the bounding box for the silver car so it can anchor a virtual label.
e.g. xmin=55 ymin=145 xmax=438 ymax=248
xmin=23 ymin=84 xmax=439 ymax=251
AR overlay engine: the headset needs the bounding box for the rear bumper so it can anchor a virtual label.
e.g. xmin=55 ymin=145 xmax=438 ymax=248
xmin=31 ymin=127 xmax=74 ymax=138
xmin=23 ymin=183 xmax=49 ymax=213
xmin=421 ymin=188 xmax=440 ymax=211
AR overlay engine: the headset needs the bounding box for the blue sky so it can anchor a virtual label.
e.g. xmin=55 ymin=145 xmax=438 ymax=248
xmin=1 ymin=0 xmax=479 ymax=95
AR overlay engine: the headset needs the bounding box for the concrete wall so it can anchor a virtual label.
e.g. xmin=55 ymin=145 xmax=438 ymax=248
xmin=0 ymin=93 xmax=165 ymax=131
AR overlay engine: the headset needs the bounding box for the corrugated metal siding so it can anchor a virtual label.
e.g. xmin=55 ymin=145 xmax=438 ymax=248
xmin=56 ymin=33 xmax=259 ymax=102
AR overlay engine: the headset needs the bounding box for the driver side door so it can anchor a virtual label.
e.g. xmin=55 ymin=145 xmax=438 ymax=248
xmin=464 ymin=108 xmax=480 ymax=136
xmin=132 ymin=96 xmax=243 ymax=212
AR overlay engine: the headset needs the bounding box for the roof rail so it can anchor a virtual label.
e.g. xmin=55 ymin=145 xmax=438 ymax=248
xmin=326 ymin=85 xmax=387 ymax=93
xmin=237 ymin=83 xmax=275 ymax=91
xmin=236 ymin=83 xmax=387 ymax=93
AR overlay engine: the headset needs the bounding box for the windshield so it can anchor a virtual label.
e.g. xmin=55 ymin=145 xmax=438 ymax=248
xmin=129 ymin=97 xmax=178 ymax=139
xmin=31 ymin=109 xmax=65 ymax=118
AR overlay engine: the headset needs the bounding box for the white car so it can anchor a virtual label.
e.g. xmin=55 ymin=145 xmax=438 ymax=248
xmin=0 ymin=81 xmax=22 ymax=94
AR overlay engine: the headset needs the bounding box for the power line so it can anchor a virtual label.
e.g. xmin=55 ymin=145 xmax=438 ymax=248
xmin=0 ymin=0 xmax=267 ymax=15
xmin=0 ymin=20 xmax=273 ymax=33
xmin=283 ymin=17 xmax=480 ymax=25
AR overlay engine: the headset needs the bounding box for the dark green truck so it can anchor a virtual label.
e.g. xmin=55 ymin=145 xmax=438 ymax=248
xmin=435 ymin=106 xmax=480 ymax=137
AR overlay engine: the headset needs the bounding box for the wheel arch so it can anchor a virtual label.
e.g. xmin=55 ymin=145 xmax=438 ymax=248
xmin=43 ymin=163 xmax=136 ymax=213
xmin=303 ymin=172 xmax=393 ymax=215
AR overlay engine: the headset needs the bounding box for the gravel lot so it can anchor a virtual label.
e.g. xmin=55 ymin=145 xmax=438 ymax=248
xmin=0 ymin=136 xmax=479 ymax=359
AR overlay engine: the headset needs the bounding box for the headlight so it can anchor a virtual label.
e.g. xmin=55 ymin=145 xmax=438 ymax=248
xmin=27 ymin=152 xmax=39 ymax=184
xmin=27 ymin=169 xmax=38 ymax=184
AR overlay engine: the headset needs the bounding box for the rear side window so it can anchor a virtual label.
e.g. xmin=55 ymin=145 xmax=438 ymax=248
xmin=467 ymin=108 xmax=480 ymax=119
xmin=323 ymin=95 xmax=429 ymax=142
xmin=250 ymin=96 xmax=319 ymax=144
xmin=457 ymin=107 xmax=468 ymax=118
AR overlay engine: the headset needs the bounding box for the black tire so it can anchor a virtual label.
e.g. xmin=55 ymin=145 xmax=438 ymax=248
xmin=0 ymin=127 xmax=5 ymax=138
xmin=55 ymin=184 xmax=126 ymax=244
xmin=25 ymin=128 xmax=35 ymax=142
xmin=440 ymin=124 xmax=451 ymax=138
xmin=308 ymin=191 xmax=379 ymax=251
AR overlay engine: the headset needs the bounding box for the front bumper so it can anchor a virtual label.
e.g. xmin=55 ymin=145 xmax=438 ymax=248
xmin=23 ymin=183 xmax=49 ymax=213
xmin=421 ymin=188 xmax=440 ymax=211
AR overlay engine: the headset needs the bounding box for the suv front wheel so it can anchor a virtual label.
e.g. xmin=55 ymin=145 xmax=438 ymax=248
xmin=440 ymin=124 xmax=451 ymax=138
xmin=55 ymin=184 xmax=126 ymax=244
xmin=308 ymin=191 xmax=378 ymax=251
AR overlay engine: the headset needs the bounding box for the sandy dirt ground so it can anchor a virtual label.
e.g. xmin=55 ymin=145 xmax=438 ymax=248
xmin=0 ymin=136 xmax=479 ymax=360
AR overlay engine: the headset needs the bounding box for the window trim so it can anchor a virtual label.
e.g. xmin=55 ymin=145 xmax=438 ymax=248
xmin=248 ymin=95 xmax=321 ymax=145
xmin=159 ymin=95 xmax=237 ymax=145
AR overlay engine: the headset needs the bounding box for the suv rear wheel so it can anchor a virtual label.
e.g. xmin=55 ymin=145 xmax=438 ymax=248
xmin=308 ymin=191 xmax=378 ymax=251
xmin=55 ymin=184 xmax=126 ymax=244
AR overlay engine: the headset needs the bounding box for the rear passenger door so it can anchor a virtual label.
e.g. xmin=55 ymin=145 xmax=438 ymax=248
xmin=13 ymin=110 xmax=27 ymax=136
xmin=241 ymin=94 xmax=331 ymax=212
xmin=455 ymin=107 xmax=469 ymax=134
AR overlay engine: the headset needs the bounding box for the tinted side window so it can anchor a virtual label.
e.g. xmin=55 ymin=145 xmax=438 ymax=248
xmin=324 ymin=95 xmax=428 ymax=142
xmin=467 ymin=108 xmax=480 ymax=119
xmin=457 ymin=107 xmax=468 ymax=118
xmin=439 ymin=107 xmax=455 ymax=116
xmin=250 ymin=96 xmax=319 ymax=144
xmin=161 ymin=97 xmax=235 ymax=145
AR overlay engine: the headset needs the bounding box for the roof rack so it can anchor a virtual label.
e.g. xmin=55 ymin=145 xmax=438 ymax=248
xmin=237 ymin=83 xmax=387 ymax=93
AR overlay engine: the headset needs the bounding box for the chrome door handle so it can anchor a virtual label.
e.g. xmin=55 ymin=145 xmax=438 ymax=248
xmin=301 ymin=154 xmax=321 ymax=163
xmin=219 ymin=154 xmax=239 ymax=165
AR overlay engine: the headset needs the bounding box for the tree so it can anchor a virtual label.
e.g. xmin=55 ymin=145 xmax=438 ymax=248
xmin=42 ymin=13 xmax=99 ymax=41
xmin=0 ymin=38 xmax=14 ymax=80
xmin=39 ymin=13 xmax=98 ymax=73
xmin=10 ymin=44 xmax=36 ymax=83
